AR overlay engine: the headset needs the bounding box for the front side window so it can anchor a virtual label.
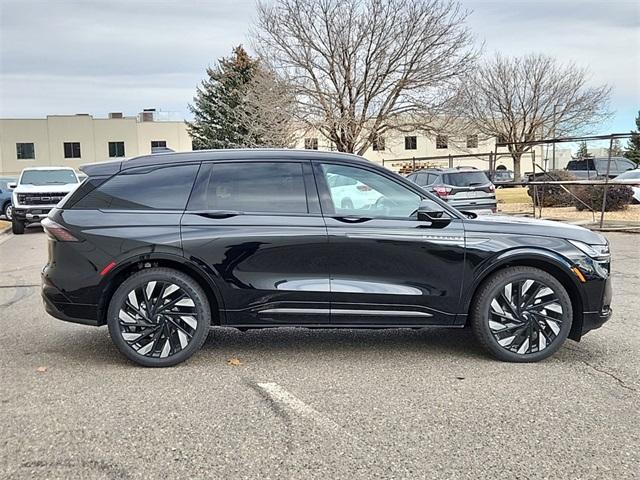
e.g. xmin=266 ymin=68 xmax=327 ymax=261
xmin=202 ymin=162 xmax=308 ymax=214
xmin=63 ymin=142 xmax=81 ymax=159
xmin=405 ymin=136 xmax=417 ymax=150
xmin=320 ymin=163 xmax=421 ymax=218
xmin=74 ymin=164 xmax=198 ymax=210
xmin=16 ymin=143 xmax=35 ymax=159
xmin=436 ymin=135 xmax=448 ymax=149
xmin=108 ymin=141 xmax=125 ymax=158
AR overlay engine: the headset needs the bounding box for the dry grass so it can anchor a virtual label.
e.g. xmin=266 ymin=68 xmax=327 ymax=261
xmin=498 ymin=202 xmax=640 ymax=223
xmin=496 ymin=187 xmax=531 ymax=205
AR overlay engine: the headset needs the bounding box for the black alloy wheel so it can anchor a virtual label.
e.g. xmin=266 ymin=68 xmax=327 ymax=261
xmin=470 ymin=266 xmax=573 ymax=362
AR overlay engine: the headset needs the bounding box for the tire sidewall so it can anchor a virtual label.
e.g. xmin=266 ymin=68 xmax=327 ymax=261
xmin=472 ymin=268 xmax=573 ymax=362
xmin=107 ymin=268 xmax=211 ymax=367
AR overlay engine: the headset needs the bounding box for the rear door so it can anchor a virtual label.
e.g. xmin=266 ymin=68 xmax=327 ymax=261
xmin=181 ymin=160 xmax=330 ymax=326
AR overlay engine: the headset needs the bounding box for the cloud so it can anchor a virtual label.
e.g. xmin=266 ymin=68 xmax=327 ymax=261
xmin=1 ymin=0 xmax=638 ymax=132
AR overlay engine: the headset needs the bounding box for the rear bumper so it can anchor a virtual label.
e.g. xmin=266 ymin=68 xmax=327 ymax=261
xmin=41 ymin=271 xmax=99 ymax=326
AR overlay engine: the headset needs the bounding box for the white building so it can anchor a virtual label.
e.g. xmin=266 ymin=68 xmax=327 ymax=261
xmin=0 ymin=110 xmax=192 ymax=176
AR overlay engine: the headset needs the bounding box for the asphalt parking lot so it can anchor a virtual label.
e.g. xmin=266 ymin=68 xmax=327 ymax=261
xmin=0 ymin=227 xmax=638 ymax=479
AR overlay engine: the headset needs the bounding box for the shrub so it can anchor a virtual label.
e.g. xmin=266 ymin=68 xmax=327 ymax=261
xmin=527 ymin=170 xmax=576 ymax=207
xmin=573 ymin=184 xmax=635 ymax=211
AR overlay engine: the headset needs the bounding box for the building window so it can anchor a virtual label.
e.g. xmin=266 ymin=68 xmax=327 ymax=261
xmin=304 ymin=138 xmax=318 ymax=150
xmin=497 ymin=133 xmax=508 ymax=145
xmin=466 ymin=134 xmax=478 ymax=149
xmin=436 ymin=135 xmax=448 ymax=149
xmin=16 ymin=143 xmax=35 ymax=160
xmin=63 ymin=142 xmax=81 ymax=159
xmin=404 ymin=136 xmax=417 ymax=150
xmin=108 ymin=141 xmax=126 ymax=158
xmin=372 ymin=135 xmax=386 ymax=151
xmin=151 ymin=140 xmax=167 ymax=149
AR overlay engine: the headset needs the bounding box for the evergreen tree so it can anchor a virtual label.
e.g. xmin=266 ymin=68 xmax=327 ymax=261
xmin=624 ymin=110 xmax=640 ymax=165
xmin=575 ymin=141 xmax=592 ymax=159
xmin=187 ymin=46 xmax=262 ymax=149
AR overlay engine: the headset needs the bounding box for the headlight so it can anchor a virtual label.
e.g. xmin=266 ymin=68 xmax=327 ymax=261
xmin=568 ymin=240 xmax=610 ymax=260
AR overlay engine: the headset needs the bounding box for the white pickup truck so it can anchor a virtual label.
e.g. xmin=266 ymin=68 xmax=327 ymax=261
xmin=10 ymin=167 xmax=80 ymax=234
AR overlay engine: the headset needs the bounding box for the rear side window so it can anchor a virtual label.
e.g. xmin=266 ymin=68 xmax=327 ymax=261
xmin=198 ymin=162 xmax=308 ymax=214
xmin=443 ymin=171 xmax=490 ymax=187
xmin=74 ymin=164 xmax=198 ymax=210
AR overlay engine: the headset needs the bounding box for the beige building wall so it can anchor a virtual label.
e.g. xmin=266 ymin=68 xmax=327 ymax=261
xmin=295 ymin=130 xmax=540 ymax=175
xmin=0 ymin=114 xmax=192 ymax=177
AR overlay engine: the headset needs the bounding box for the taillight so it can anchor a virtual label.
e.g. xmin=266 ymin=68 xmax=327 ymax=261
xmin=41 ymin=218 xmax=79 ymax=242
xmin=357 ymin=184 xmax=372 ymax=191
xmin=432 ymin=185 xmax=452 ymax=197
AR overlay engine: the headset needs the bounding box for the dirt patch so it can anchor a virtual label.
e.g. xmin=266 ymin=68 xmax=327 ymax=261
xmin=498 ymin=202 xmax=640 ymax=223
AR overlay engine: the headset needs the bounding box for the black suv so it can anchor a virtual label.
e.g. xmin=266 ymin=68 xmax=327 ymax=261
xmin=42 ymin=150 xmax=612 ymax=367
xmin=406 ymin=168 xmax=497 ymax=214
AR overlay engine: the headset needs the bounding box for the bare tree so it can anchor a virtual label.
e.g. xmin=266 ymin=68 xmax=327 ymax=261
xmin=239 ymin=68 xmax=298 ymax=148
xmin=252 ymin=0 xmax=477 ymax=155
xmin=464 ymin=54 xmax=611 ymax=178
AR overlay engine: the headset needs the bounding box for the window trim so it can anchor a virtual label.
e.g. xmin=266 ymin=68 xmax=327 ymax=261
xmin=16 ymin=142 xmax=36 ymax=160
xmin=404 ymin=136 xmax=417 ymax=150
xmin=312 ymin=161 xmax=460 ymax=221
xmin=108 ymin=141 xmax=126 ymax=158
xmin=186 ymin=160 xmax=320 ymax=216
xmin=63 ymin=142 xmax=82 ymax=159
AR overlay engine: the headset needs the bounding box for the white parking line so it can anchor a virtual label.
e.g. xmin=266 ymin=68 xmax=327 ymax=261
xmin=256 ymin=382 xmax=341 ymax=431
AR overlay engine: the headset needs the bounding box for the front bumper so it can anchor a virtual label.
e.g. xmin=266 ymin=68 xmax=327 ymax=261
xmin=13 ymin=207 xmax=54 ymax=222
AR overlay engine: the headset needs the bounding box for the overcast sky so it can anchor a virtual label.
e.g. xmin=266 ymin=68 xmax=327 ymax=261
xmin=1 ymin=0 xmax=638 ymax=134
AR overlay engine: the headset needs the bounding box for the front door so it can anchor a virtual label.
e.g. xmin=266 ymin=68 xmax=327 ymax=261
xmin=181 ymin=160 xmax=330 ymax=326
xmin=315 ymin=162 xmax=466 ymax=326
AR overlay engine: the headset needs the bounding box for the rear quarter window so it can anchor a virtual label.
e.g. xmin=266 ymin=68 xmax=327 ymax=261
xmin=73 ymin=164 xmax=199 ymax=210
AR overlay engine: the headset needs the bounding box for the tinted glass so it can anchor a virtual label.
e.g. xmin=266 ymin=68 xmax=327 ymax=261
xmin=74 ymin=164 xmax=198 ymax=210
xmin=321 ymin=163 xmax=421 ymax=218
xmin=203 ymin=162 xmax=307 ymax=214
xmin=443 ymin=171 xmax=490 ymax=187
xmin=21 ymin=170 xmax=77 ymax=185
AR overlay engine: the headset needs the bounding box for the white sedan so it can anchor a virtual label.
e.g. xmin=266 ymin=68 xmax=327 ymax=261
xmin=612 ymin=169 xmax=640 ymax=203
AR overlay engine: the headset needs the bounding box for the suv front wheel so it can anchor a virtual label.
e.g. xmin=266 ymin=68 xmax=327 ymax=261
xmin=470 ymin=266 xmax=573 ymax=362
xmin=107 ymin=267 xmax=211 ymax=367
xmin=11 ymin=217 xmax=25 ymax=235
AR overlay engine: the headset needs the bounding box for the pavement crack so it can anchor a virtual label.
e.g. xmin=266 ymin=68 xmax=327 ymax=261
xmin=581 ymin=360 xmax=637 ymax=393
xmin=0 ymin=284 xmax=39 ymax=288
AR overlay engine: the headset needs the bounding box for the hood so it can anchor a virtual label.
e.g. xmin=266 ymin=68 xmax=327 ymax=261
xmin=13 ymin=183 xmax=79 ymax=193
xmin=465 ymin=214 xmax=607 ymax=244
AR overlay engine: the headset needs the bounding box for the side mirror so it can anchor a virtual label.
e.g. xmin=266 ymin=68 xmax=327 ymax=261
xmin=417 ymin=199 xmax=450 ymax=226
xmin=8 ymin=182 xmax=16 ymax=189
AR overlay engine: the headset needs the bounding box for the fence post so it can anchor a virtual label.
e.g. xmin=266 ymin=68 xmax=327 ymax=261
xmin=448 ymin=154 xmax=453 ymax=168
xmin=412 ymin=157 xmax=416 ymax=172
xmin=599 ymin=136 xmax=614 ymax=228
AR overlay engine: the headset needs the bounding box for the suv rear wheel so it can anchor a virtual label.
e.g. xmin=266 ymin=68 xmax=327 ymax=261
xmin=107 ymin=268 xmax=211 ymax=367
xmin=470 ymin=266 xmax=572 ymax=362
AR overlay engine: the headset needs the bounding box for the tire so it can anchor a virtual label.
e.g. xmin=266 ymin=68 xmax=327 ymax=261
xmin=2 ymin=202 xmax=11 ymax=220
xmin=107 ymin=267 xmax=211 ymax=367
xmin=470 ymin=266 xmax=572 ymax=362
xmin=11 ymin=218 xmax=24 ymax=235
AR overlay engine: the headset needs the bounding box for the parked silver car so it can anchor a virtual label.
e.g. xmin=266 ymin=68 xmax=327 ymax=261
xmin=406 ymin=168 xmax=497 ymax=214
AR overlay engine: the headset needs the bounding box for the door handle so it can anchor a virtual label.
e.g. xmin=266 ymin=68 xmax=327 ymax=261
xmin=191 ymin=210 xmax=241 ymax=219
xmin=333 ymin=216 xmax=372 ymax=223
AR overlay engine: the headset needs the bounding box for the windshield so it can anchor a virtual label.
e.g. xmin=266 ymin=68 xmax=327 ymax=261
xmin=20 ymin=170 xmax=78 ymax=185
xmin=443 ymin=171 xmax=490 ymax=187
xmin=615 ymin=170 xmax=640 ymax=180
